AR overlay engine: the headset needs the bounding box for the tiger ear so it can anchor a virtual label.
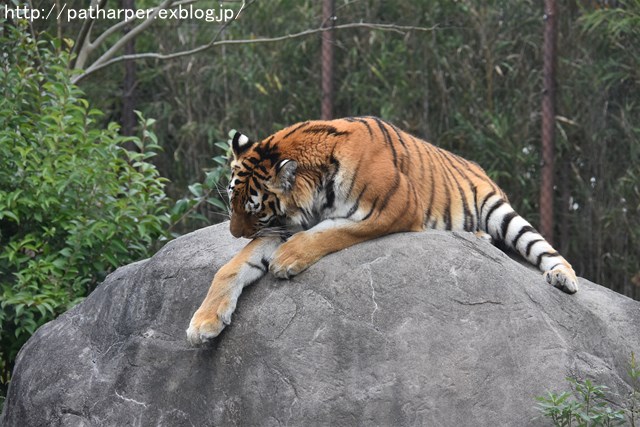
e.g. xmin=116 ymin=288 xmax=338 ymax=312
xmin=272 ymin=159 xmax=297 ymax=192
xmin=229 ymin=130 xmax=255 ymax=158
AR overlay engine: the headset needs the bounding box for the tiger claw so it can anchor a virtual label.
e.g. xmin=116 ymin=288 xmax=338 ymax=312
xmin=269 ymin=263 xmax=294 ymax=279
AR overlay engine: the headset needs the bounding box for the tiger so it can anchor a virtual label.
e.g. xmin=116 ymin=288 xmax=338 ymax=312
xmin=186 ymin=116 xmax=578 ymax=345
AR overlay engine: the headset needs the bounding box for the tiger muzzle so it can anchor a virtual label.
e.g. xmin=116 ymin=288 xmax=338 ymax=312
xmin=229 ymin=214 xmax=257 ymax=239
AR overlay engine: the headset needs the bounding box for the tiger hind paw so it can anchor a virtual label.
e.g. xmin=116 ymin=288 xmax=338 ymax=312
xmin=474 ymin=230 xmax=494 ymax=244
xmin=544 ymin=266 xmax=578 ymax=294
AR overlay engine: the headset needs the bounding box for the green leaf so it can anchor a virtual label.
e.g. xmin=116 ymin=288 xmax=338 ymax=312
xmin=204 ymin=171 xmax=220 ymax=188
xmin=215 ymin=142 xmax=230 ymax=151
xmin=15 ymin=304 xmax=25 ymax=317
xmin=36 ymin=304 xmax=47 ymax=317
xmin=188 ymin=183 xmax=203 ymax=197
xmin=206 ymin=197 xmax=228 ymax=211
xmin=213 ymin=156 xmax=228 ymax=166
xmin=0 ymin=210 xmax=20 ymax=223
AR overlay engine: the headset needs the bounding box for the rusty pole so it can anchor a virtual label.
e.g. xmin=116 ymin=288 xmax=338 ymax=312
xmin=321 ymin=0 xmax=335 ymax=120
xmin=540 ymin=0 xmax=557 ymax=244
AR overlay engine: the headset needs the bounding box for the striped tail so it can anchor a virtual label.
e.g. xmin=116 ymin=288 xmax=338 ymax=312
xmin=480 ymin=192 xmax=578 ymax=294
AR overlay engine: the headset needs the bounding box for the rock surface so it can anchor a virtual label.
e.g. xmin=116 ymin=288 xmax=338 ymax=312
xmin=2 ymin=222 xmax=640 ymax=426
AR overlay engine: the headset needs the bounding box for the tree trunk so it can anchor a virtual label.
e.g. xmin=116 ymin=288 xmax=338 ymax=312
xmin=122 ymin=0 xmax=137 ymax=139
xmin=321 ymin=0 xmax=335 ymax=120
xmin=540 ymin=0 xmax=557 ymax=244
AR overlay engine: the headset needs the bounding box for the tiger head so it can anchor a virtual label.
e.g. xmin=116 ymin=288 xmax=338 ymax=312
xmin=226 ymin=130 xmax=298 ymax=239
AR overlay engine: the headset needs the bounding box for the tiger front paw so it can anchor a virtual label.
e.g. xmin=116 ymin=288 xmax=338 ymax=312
xmin=544 ymin=265 xmax=579 ymax=294
xmin=186 ymin=295 xmax=237 ymax=345
xmin=269 ymin=238 xmax=316 ymax=279
xmin=269 ymin=254 xmax=306 ymax=279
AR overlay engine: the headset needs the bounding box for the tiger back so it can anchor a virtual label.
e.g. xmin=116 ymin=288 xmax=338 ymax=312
xmin=187 ymin=117 xmax=577 ymax=345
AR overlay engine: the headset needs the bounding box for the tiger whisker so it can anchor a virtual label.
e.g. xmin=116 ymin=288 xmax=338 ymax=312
xmin=213 ymin=180 xmax=232 ymax=218
xmin=251 ymin=225 xmax=290 ymax=239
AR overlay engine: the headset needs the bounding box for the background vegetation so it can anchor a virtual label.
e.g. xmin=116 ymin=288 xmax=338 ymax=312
xmin=536 ymin=353 xmax=639 ymax=426
xmin=1 ymin=0 xmax=638 ymax=410
xmin=0 ymin=22 xmax=173 ymax=405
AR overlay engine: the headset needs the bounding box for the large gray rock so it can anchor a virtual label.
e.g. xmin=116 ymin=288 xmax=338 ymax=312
xmin=2 ymin=222 xmax=639 ymax=426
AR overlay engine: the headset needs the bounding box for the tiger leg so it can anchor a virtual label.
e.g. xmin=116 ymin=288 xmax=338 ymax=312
xmin=481 ymin=194 xmax=578 ymax=293
xmin=187 ymin=236 xmax=282 ymax=345
xmin=269 ymin=218 xmax=404 ymax=279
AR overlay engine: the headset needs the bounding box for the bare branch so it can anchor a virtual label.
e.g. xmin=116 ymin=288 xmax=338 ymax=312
xmin=71 ymin=0 xmax=107 ymax=69
xmin=75 ymin=0 xmax=250 ymax=77
xmin=72 ymin=22 xmax=437 ymax=84
xmin=86 ymin=0 xmax=176 ymax=72
xmin=89 ymin=0 xmax=199 ymax=60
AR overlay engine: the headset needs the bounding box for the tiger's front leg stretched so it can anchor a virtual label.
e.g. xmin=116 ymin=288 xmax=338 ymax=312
xmin=187 ymin=236 xmax=281 ymax=345
xmin=269 ymin=218 xmax=408 ymax=279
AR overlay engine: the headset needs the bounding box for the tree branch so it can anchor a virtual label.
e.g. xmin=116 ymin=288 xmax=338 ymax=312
xmin=88 ymin=0 xmax=199 ymax=63
xmin=70 ymin=0 xmax=107 ymax=69
xmin=86 ymin=0 xmax=176 ymax=73
xmin=72 ymin=22 xmax=437 ymax=83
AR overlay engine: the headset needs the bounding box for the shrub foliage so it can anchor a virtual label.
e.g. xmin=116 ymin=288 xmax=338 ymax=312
xmin=0 ymin=23 xmax=171 ymax=394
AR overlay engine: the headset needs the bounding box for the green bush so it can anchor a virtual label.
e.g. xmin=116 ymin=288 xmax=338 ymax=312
xmin=536 ymin=379 xmax=626 ymax=426
xmin=0 ymin=22 xmax=172 ymax=398
xmin=535 ymin=354 xmax=640 ymax=426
